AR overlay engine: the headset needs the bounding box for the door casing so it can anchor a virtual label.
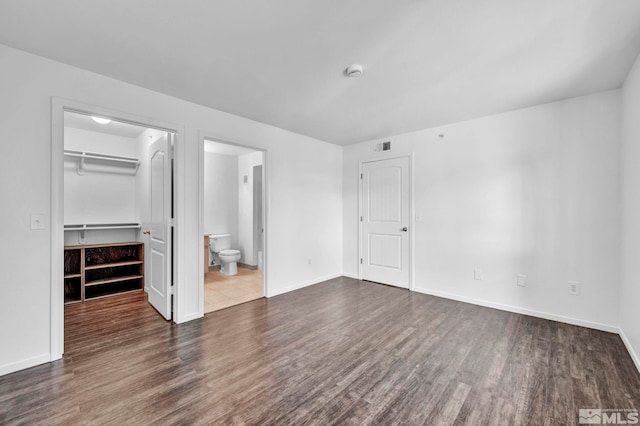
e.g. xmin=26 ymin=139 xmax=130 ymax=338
xmin=198 ymin=131 xmax=269 ymax=307
xmin=358 ymin=152 xmax=414 ymax=291
xmin=51 ymin=97 xmax=185 ymax=361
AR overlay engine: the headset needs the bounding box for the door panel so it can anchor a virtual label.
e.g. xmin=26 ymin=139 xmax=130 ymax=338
xmin=150 ymin=249 xmax=165 ymax=294
xmin=369 ymin=166 xmax=402 ymax=222
xmin=361 ymin=157 xmax=410 ymax=288
xmin=368 ymin=234 xmax=402 ymax=269
xmin=150 ymin=150 xmax=166 ymax=241
xmin=146 ymin=133 xmax=172 ymax=320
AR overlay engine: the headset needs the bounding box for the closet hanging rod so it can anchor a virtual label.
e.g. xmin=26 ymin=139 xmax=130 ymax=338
xmin=64 ymin=223 xmax=142 ymax=231
xmin=64 ymin=150 xmax=140 ymax=165
xmin=64 ymin=150 xmax=140 ymax=174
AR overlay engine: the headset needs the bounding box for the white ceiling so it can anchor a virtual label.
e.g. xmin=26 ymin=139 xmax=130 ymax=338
xmin=64 ymin=112 xmax=147 ymax=139
xmin=2 ymin=1 xmax=640 ymax=145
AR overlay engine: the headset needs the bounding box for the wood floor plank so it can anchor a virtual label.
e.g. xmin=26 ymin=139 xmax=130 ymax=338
xmin=1 ymin=277 xmax=639 ymax=425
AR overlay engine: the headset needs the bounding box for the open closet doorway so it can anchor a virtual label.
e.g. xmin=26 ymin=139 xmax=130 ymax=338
xmin=202 ymin=139 xmax=266 ymax=313
xmin=61 ymin=110 xmax=175 ymax=336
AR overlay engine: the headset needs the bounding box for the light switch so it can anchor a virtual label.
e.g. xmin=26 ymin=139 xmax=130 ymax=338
xmin=568 ymin=281 xmax=580 ymax=296
xmin=31 ymin=214 xmax=46 ymax=230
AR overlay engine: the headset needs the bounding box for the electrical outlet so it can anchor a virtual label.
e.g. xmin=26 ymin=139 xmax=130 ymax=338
xmin=516 ymin=274 xmax=527 ymax=287
xmin=568 ymin=281 xmax=580 ymax=296
xmin=474 ymin=269 xmax=482 ymax=280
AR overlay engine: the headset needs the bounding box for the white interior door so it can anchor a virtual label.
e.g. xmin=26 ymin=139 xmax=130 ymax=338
xmin=361 ymin=156 xmax=410 ymax=288
xmin=146 ymin=133 xmax=173 ymax=319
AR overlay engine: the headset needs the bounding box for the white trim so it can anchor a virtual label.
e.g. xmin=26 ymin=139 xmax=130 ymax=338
xmin=357 ymin=152 xmax=414 ymax=290
xmin=198 ymin=131 xmax=270 ymax=317
xmin=50 ymin=98 xmax=188 ymax=354
xmin=51 ymin=98 xmax=64 ymax=361
xmin=413 ymin=286 xmax=619 ymax=333
xmin=180 ymin=312 xmax=203 ymax=323
xmin=342 ymin=272 xmax=359 ymax=279
xmin=197 ymin=131 xmax=206 ymax=319
xmin=171 ymin=127 xmax=188 ymax=324
xmin=0 ymin=353 xmax=51 ymax=377
xmin=267 ymin=273 xmax=343 ymax=298
xmin=619 ymin=328 xmax=640 ymax=374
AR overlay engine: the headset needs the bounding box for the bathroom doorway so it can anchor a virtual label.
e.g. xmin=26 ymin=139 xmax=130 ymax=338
xmin=202 ymin=139 xmax=265 ymax=313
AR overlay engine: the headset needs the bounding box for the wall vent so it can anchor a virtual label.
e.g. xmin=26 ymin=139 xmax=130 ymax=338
xmin=373 ymin=141 xmax=391 ymax=152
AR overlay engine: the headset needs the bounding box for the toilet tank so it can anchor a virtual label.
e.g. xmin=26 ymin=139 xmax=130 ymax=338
xmin=210 ymin=234 xmax=231 ymax=252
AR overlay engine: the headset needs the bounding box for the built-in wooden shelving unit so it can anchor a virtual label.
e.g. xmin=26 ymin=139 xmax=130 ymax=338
xmin=64 ymin=242 xmax=144 ymax=304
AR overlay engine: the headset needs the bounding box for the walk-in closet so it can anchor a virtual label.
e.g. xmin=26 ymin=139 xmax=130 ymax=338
xmin=63 ymin=111 xmax=173 ymax=322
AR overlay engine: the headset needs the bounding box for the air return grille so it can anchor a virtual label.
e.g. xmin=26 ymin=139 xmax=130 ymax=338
xmin=373 ymin=141 xmax=391 ymax=152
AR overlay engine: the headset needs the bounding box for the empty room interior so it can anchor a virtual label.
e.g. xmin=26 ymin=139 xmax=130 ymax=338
xmin=1 ymin=1 xmax=640 ymax=424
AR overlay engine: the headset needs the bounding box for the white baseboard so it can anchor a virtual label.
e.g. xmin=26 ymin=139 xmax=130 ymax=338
xmin=619 ymin=328 xmax=640 ymax=374
xmin=177 ymin=311 xmax=202 ymax=323
xmin=342 ymin=272 xmax=359 ymax=279
xmin=267 ymin=273 xmax=343 ymax=297
xmin=0 ymin=353 xmax=51 ymax=377
xmin=413 ymin=286 xmax=619 ymax=333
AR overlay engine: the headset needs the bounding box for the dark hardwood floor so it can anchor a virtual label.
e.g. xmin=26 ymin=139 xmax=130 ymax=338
xmin=1 ymin=277 xmax=639 ymax=425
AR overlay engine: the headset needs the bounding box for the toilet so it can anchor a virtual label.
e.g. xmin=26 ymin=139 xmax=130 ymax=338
xmin=209 ymin=234 xmax=241 ymax=276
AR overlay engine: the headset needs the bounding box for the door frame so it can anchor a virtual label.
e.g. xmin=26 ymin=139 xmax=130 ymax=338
xmin=358 ymin=152 xmax=414 ymax=291
xmin=198 ymin=131 xmax=269 ymax=308
xmin=50 ymin=97 xmax=186 ymax=361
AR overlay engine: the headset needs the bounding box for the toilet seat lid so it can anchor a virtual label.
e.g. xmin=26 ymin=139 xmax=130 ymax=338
xmin=219 ymin=249 xmax=240 ymax=256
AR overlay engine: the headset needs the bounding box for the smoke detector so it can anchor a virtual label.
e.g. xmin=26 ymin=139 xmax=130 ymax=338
xmin=345 ymin=64 xmax=364 ymax=78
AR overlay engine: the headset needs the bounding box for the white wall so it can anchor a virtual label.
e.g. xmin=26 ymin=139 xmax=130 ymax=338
xmin=620 ymin=53 xmax=640 ymax=371
xmin=344 ymin=90 xmax=621 ymax=331
xmin=0 ymin=44 xmax=343 ymax=375
xmin=204 ymin=152 xmax=239 ymax=251
xmin=238 ymin=151 xmax=263 ymax=265
xmin=63 ymin=127 xmax=140 ymax=245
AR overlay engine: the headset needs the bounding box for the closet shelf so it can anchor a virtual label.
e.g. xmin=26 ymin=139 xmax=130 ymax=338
xmin=85 ymin=260 xmax=143 ymax=270
xmin=85 ymin=275 xmax=144 ymax=287
xmin=64 ymin=273 xmax=82 ymax=279
xmin=64 ymin=149 xmax=140 ymax=175
xmin=64 ymin=223 xmax=141 ymax=242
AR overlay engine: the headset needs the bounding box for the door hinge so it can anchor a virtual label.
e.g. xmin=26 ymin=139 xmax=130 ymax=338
xmin=169 ymin=145 xmax=175 ymax=160
xmin=360 ymin=173 xmax=363 ymax=179
xmin=169 ymin=218 xmax=175 ymax=227
xmin=360 ymin=216 xmax=363 ymax=222
xmin=360 ymin=258 xmax=363 ymax=264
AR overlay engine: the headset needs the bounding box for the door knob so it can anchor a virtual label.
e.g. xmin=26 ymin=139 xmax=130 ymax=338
xmin=143 ymin=230 xmax=151 ymax=235
xmin=401 ymin=227 xmax=408 ymax=232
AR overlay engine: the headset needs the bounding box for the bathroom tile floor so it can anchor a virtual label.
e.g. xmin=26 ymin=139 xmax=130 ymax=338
xmin=204 ymin=266 xmax=263 ymax=313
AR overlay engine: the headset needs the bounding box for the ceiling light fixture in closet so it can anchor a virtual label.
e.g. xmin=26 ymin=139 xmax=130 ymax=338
xmin=345 ymin=64 xmax=364 ymax=78
xmin=91 ymin=116 xmax=111 ymax=124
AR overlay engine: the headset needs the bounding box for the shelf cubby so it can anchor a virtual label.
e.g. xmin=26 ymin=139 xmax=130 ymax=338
xmin=64 ymin=242 xmax=144 ymax=304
